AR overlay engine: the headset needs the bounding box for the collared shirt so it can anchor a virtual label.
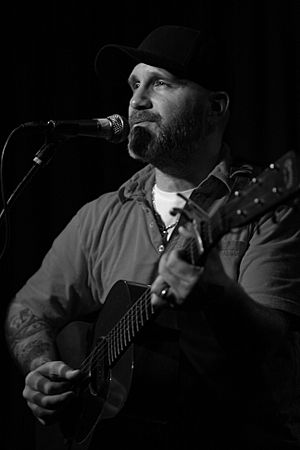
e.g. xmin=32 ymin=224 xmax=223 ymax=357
xmin=11 ymin=151 xmax=300 ymax=442
xmin=12 ymin=150 xmax=300 ymax=340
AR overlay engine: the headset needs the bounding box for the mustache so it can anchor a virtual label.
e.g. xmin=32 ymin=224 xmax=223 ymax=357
xmin=129 ymin=111 xmax=161 ymax=127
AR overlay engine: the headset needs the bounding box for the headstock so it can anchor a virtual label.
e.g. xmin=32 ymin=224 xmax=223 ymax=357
xmin=221 ymin=150 xmax=300 ymax=231
xmin=173 ymin=150 xmax=300 ymax=264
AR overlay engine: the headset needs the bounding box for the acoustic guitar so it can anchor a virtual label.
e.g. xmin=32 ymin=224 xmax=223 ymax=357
xmin=38 ymin=151 xmax=300 ymax=450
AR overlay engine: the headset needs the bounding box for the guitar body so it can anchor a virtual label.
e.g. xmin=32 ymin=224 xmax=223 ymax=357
xmin=37 ymin=280 xmax=149 ymax=450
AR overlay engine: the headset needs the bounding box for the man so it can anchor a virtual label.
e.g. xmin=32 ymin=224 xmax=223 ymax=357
xmin=5 ymin=25 xmax=300 ymax=449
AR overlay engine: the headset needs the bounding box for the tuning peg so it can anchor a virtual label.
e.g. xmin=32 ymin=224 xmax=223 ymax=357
xmin=251 ymin=177 xmax=262 ymax=185
xmin=254 ymin=197 xmax=264 ymax=206
xmin=236 ymin=209 xmax=247 ymax=217
xmin=272 ymin=186 xmax=282 ymax=195
xmin=269 ymin=162 xmax=280 ymax=171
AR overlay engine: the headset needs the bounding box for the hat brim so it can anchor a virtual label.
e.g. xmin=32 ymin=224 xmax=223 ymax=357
xmin=95 ymin=44 xmax=190 ymax=84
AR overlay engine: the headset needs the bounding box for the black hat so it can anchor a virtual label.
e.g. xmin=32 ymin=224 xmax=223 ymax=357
xmin=95 ymin=25 xmax=233 ymax=93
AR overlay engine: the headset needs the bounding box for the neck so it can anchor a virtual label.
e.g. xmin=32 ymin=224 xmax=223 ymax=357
xmin=155 ymin=138 xmax=223 ymax=192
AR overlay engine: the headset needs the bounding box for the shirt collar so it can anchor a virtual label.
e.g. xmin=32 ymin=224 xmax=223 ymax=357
xmin=118 ymin=143 xmax=253 ymax=203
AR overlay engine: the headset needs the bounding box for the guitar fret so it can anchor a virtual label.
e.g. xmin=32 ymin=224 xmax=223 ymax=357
xmin=127 ymin=316 xmax=131 ymax=342
xmin=120 ymin=333 xmax=124 ymax=352
xmin=108 ymin=338 xmax=112 ymax=366
xmin=116 ymin=331 xmax=120 ymax=358
xmin=145 ymin=300 xmax=149 ymax=320
xmin=130 ymin=314 xmax=135 ymax=338
xmin=140 ymin=300 xmax=144 ymax=327
xmin=109 ymin=331 xmax=114 ymax=362
xmin=112 ymin=333 xmax=116 ymax=361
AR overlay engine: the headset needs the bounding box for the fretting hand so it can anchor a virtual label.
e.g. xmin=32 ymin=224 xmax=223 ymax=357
xmin=151 ymin=225 xmax=233 ymax=308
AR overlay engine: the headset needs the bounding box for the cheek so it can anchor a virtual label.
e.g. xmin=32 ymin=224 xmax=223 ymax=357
xmin=157 ymin=100 xmax=180 ymax=126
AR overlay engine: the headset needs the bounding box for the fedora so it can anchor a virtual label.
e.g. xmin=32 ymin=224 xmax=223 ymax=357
xmin=95 ymin=25 xmax=233 ymax=93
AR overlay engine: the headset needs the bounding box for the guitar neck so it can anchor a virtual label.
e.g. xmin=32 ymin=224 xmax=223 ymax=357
xmin=104 ymin=286 xmax=155 ymax=366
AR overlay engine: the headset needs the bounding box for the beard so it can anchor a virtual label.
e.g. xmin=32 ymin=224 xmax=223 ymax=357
xmin=127 ymin=104 xmax=213 ymax=174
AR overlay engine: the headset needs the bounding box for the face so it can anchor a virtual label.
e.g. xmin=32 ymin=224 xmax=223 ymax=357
xmin=127 ymin=63 xmax=212 ymax=173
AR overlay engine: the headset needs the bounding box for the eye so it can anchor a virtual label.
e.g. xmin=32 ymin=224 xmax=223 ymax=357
xmin=154 ymin=79 xmax=168 ymax=87
xmin=129 ymin=81 xmax=140 ymax=91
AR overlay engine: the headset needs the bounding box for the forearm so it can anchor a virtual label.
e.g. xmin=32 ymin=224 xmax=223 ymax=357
xmin=5 ymin=303 xmax=58 ymax=374
xmin=202 ymin=279 xmax=290 ymax=360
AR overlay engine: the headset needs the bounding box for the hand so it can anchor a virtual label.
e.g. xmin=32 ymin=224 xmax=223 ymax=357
xmin=23 ymin=361 xmax=81 ymax=425
xmin=151 ymin=225 xmax=232 ymax=308
xmin=151 ymin=249 xmax=202 ymax=308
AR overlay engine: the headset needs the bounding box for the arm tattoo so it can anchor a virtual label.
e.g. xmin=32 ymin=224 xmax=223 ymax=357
xmin=5 ymin=307 xmax=57 ymax=373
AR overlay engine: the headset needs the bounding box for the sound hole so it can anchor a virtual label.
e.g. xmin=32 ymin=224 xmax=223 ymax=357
xmin=89 ymin=336 xmax=110 ymax=397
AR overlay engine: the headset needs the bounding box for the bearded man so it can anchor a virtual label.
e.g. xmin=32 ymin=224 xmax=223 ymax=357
xmin=5 ymin=25 xmax=300 ymax=450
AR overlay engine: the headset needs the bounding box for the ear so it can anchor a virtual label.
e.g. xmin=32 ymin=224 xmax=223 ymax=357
xmin=208 ymin=91 xmax=230 ymax=117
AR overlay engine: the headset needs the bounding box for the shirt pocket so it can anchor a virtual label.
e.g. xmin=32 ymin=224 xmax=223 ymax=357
xmin=219 ymin=234 xmax=249 ymax=280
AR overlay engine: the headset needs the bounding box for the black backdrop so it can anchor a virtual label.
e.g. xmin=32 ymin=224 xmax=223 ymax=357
xmin=1 ymin=1 xmax=299 ymax=449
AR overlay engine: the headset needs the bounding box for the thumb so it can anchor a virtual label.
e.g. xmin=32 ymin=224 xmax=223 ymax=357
xmin=65 ymin=367 xmax=81 ymax=380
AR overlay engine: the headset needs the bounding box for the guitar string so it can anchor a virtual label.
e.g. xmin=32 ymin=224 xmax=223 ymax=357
xmin=73 ymin=294 xmax=152 ymax=391
xmin=72 ymin=233 xmax=205 ymax=389
xmin=83 ymin=287 xmax=151 ymax=369
xmin=75 ymin=235 xmax=202 ymax=386
xmin=74 ymin=286 xmax=154 ymax=385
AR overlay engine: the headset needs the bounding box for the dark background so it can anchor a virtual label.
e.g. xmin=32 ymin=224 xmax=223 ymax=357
xmin=0 ymin=1 xmax=299 ymax=448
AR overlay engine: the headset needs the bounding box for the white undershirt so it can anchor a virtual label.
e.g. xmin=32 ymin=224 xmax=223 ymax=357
xmin=152 ymin=184 xmax=194 ymax=239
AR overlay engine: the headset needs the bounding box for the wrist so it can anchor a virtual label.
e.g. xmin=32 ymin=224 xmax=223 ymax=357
xmin=29 ymin=356 xmax=53 ymax=372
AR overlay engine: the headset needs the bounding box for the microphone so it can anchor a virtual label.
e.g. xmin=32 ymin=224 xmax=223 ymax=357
xmin=21 ymin=114 xmax=129 ymax=144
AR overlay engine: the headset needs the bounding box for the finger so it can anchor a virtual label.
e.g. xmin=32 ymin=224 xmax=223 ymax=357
xmin=31 ymin=376 xmax=77 ymax=395
xmin=150 ymin=276 xmax=178 ymax=309
xmin=24 ymin=385 xmax=75 ymax=409
xmin=25 ymin=363 xmax=81 ymax=395
xmin=160 ymin=249 xmax=202 ymax=280
xmin=161 ymin=263 xmax=202 ymax=304
xmin=178 ymin=224 xmax=193 ymax=239
xmin=38 ymin=361 xmax=80 ymax=381
xmin=151 ymin=291 xmax=167 ymax=308
xmin=151 ymin=275 xmax=169 ymax=307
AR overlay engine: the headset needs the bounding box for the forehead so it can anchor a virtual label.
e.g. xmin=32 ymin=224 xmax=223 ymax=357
xmin=128 ymin=63 xmax=179 ymax=82
xmin=128 ymin=63 xmax=208 ymax=95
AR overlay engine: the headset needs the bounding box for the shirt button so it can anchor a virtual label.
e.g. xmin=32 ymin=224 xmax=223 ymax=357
xmin=149 ymin=222 xmax=154 ymax=228
xmin=158 ymin=244 xmax=165 ymax=253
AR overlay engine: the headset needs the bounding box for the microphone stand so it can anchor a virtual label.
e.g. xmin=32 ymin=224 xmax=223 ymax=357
xmin=0 ymin=138 xmax=61 ymax=222
xmin=0 ymin=135 xmax=64 ymax=260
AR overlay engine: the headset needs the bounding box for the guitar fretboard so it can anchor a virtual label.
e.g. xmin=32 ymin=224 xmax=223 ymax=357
xmin=106 ymin=286 xmax=155 ymax=365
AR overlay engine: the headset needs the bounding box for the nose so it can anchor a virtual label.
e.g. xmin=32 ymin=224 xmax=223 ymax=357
xmin=129 ymin=87 xmax=152 ymax=110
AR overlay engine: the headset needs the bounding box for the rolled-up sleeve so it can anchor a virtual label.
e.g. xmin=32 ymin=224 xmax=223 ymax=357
xmin=239 ymin=204 xmax=300 ymax=316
